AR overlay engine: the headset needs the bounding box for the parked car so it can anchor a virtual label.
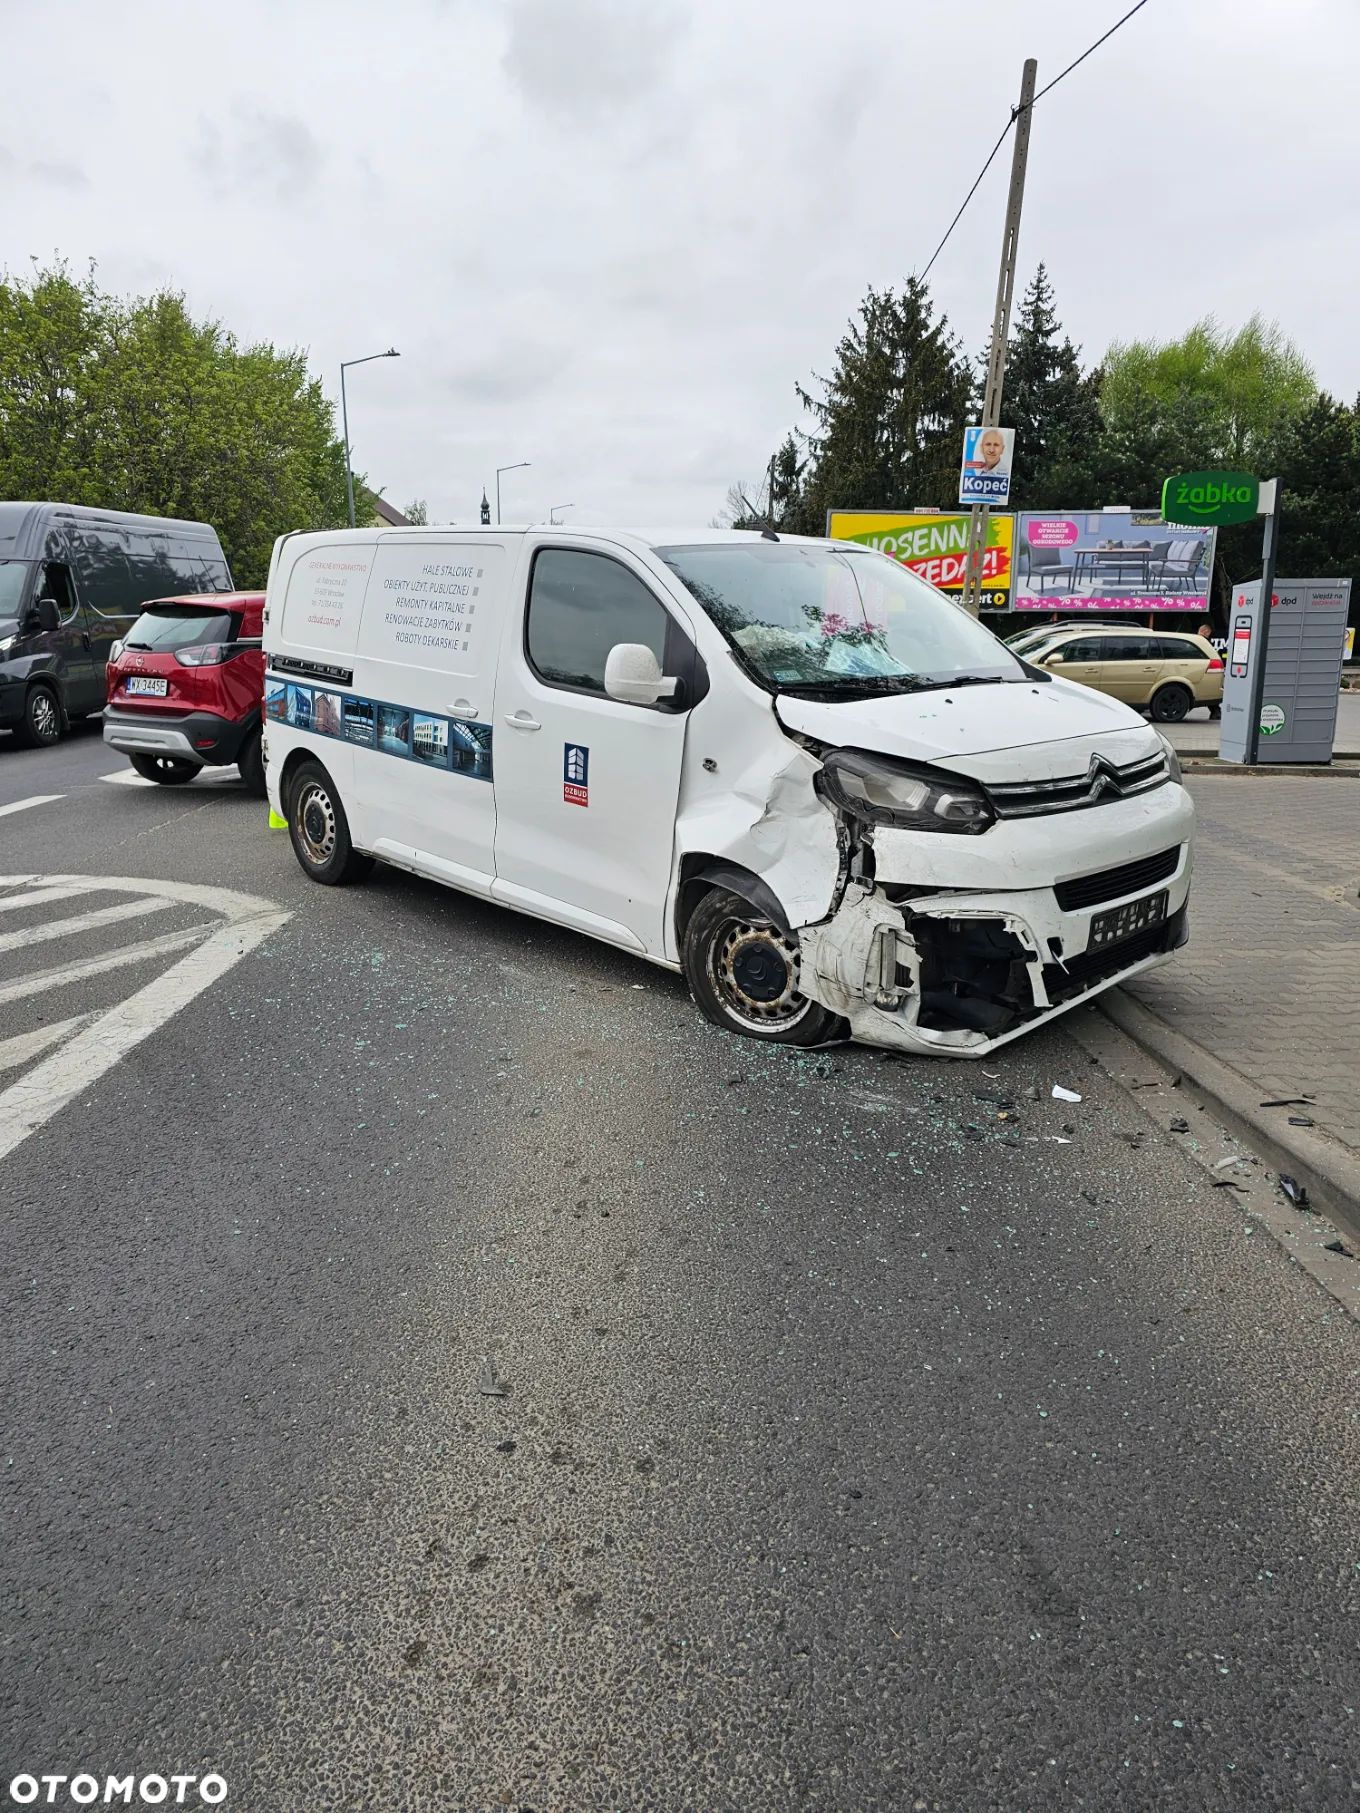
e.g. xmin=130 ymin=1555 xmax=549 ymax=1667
xmin=1020 ymin=627 xmax=1223 ymax=721
xmin=103 ymin=592 xmax=265 ymax=793
xmin=0 ymin=502 xmax=233 ymax=748
xmin=1004 ymin=620 xmax=1142 ymax=657
xmin=262 ymin=526 xmax=1194 ymax=1058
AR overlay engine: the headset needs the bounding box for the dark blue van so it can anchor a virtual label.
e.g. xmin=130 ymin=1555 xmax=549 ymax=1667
xmin=0 ymin=502 xmax=233 ymax=748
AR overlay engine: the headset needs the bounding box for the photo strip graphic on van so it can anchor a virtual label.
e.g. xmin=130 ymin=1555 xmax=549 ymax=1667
xmin=264 ymin=677 xmax=492 ymax=780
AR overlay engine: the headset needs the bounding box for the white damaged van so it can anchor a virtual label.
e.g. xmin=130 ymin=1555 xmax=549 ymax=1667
xmin=262 ymin=527 xmax=1193 ymax=1055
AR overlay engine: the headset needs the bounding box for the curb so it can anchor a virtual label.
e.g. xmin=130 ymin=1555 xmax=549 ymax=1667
xmin=1180 ymin=758 xmax=1360 ymax=777
xmin=1099 ymin=988 xmax=1360 ymax=1248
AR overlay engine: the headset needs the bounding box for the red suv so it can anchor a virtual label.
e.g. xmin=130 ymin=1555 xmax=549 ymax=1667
xmin=103 ymin=593 xmax=266 ymax=793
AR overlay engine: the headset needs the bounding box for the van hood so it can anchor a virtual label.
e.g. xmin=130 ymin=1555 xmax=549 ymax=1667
xmin=775 ymin=676 xmax=1165 ymax=782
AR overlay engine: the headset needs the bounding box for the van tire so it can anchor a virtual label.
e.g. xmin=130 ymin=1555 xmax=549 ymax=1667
xmin=287 ymin=759 xmax=373 ymax=887
xmin=1151 ymin=683 xmax=1193 ymax=723
xmin=12 ymin=683 xmax=64 ymax=749
xmin=130 ymin=753 xmax=201 ymax=785
xmin=682 ymin=886 xmax=840 ymax=1047
xmin=237 ymin=727 xmax=266 ymax=797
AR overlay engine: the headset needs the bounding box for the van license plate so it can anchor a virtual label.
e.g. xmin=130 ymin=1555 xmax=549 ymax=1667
xmin=1088 ymin=889 xmax=1168 ymax=950
xmin=125 ymin=676 xmax=168 ymax=696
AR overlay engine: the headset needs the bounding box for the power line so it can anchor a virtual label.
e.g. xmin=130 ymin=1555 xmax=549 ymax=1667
xmin=919 ymin=117 xmax=1015 ymax=283
xmin=1032 ymin=0 xmax=1151 ymax=103
xmin=917 ymin=0 xmax=1152 ymax=283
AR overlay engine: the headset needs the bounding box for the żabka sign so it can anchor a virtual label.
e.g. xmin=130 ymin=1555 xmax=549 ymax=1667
xmin=1160 ymin=470 xmax=1260 ymax=527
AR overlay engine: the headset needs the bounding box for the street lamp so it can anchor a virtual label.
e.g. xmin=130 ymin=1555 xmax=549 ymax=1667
xmin=549 ymin=503 xmax=575 ymax=525
xmin=340 ymin=348 xmax=400 ymax=528
xmin=495 ymin=462 xmax=530 ymax=526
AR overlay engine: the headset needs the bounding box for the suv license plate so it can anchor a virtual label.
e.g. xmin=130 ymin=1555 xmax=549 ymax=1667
xmin=125 ymin=676 xmax=168 ymax=696
xmin=1089 ymin=889 xmax=1168 ymax=951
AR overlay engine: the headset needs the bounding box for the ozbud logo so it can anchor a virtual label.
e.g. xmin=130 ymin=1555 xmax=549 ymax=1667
xmin=7 ymin=1776 xmax=226 ymax=1807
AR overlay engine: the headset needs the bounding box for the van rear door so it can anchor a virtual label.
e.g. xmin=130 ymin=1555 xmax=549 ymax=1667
xmin=490 ymin=543 xmax=694 ymax=955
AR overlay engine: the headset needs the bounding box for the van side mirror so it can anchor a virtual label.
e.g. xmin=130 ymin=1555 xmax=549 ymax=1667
xmin=1044 ymin=648 xmax=1065 ymax=664
xmin=603 ymin=643 xmax=680 ymax=706
xmin=30 ymin=597 xmax=61 ymax=634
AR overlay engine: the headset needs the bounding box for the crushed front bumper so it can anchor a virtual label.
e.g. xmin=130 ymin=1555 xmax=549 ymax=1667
xmin=798 ymin=841 xmax=1193 ymax=1057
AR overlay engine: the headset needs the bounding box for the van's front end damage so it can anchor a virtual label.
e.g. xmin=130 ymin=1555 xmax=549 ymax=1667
xmin=795 ymin=739 xmax=1195 ymax=1057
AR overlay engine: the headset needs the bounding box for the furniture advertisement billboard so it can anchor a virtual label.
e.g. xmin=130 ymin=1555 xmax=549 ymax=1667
xmin=1014 ymin=510 xmax=1216 ymax=613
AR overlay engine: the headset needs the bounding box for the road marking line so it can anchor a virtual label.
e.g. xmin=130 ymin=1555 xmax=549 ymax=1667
xmin=0 ymin=795 xmax=64 ymax=818
xmin=0 ymin=924 xmax=216 ymax=1006
xmin=0 ymin=894 xmax=289 ymax=1165
xmin=0 ymin=881 xmax=106 ymax=915
xmin=0 ymin=895 xmax=175 ymax=955
xmin=100 ymin=768 xmax=241 ymax=787
xmin=0 ymin=1015 xmax=96 ymax=1075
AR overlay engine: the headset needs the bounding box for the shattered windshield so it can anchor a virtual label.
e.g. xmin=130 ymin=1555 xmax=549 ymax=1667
xmin=657 ymin=542 xmax=1023 ymax=693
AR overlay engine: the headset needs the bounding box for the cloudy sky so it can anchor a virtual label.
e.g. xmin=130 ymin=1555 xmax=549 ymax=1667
xmin=4 ymin=0 xmax=1357 ymax=526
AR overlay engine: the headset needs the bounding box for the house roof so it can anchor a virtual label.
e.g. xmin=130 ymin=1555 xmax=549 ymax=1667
xmin=370 ymin=496 xmax=409 ymax=527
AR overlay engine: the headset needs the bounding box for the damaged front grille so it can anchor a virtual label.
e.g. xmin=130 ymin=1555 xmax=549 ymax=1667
xmin=987 ymin=750 xmax=1169 ymax=819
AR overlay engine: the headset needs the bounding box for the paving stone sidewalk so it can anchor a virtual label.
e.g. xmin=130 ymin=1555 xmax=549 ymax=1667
xmin=1126 ymin=772 xmax=1360 ymax=1154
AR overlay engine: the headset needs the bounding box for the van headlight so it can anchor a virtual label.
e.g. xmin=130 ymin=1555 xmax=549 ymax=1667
xmin=818 ymin=750 xmax=994 ymax=834
xmin=1157 ymin=734 xmax=1183 ymax=785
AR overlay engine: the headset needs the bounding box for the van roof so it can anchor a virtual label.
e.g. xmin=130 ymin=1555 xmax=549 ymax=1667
xmin=279 ymin=525 xmax=839 ymax=553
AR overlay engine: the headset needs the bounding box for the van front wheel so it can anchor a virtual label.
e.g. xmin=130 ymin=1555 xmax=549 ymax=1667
xmin=13 ymin=683 xmax=64 ymax=748
xmin=682 ymin=887 xmax=840 ymax=1046
xmin=287 ymin=760 xmax=373 ymax=886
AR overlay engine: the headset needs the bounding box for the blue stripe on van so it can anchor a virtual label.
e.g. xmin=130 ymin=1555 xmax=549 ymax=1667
xmin=264 ymin=676 xmax=492 ymax=781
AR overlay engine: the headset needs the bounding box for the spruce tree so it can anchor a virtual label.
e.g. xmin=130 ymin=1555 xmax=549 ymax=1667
xmin=794 ymin=278 xmax=975 ymax=531
xmin=1001 ymin=264 xmax=1103 ymax=509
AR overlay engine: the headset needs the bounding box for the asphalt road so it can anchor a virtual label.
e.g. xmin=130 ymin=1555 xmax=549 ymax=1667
xmin=2 ymin=727 xmax=1358 ymax=1812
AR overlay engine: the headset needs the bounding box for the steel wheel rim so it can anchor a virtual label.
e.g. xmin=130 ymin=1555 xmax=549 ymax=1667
xmin=708 ymin=916 xmax=812 ymax=1033
xmin=297 ymin=781 xmax=337 ymax=865
xmin=31 ymin=692 xmax=58 ymax=740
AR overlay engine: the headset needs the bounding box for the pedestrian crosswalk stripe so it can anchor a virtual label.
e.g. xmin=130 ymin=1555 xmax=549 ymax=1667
xmin=0 ymin=873 xmax=290 ymax=1164
xmin=0 ymin=924 xmax=216 ymax=1007
xmin=0 ymin=881 xmax=104 ymax=914
xmin=0 ymin=1015 xmax=95 ymax=1075
xmin=0 ymin=894 xmax=175 ymax=956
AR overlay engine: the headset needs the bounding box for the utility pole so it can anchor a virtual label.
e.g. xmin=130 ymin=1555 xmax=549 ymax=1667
xmin=960 ymin=57 xmax=1037 ymax=618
